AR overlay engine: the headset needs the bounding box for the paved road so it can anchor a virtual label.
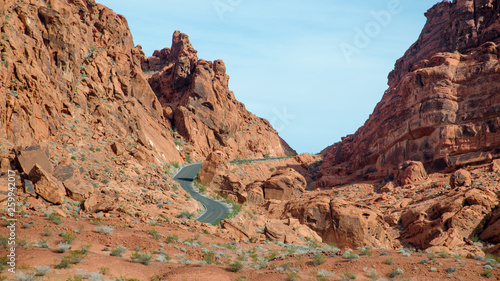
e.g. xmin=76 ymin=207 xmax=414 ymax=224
xmin=173 ymin=157 xmax=291 ymax=225
xmin=173 ymin=163 xmax=229 ymax=224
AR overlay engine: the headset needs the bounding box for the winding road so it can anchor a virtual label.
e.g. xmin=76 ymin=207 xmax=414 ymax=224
xmin=173 ymin=157 xmax=289 ymax=224
xmin=173 ymin=163 xmax=229 ymax=224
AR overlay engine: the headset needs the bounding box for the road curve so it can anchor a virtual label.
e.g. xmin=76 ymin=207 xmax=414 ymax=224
xmin=173 ymin=157 xmax=291 ymax=225
xmin=173 ymin=163 xmax=229 ymax=224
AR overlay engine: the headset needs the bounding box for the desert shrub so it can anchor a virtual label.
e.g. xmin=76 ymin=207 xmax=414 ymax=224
xmin=312 ymin=254 xmax=326 ymax=266
xmin=60 ymin=232 xmax=77 ymax=244
xmin=203 ymin=251 xmax=216 ymax=264
xmin=176 ymin=211 xmax=196 ymax=219
xmin=131 ymin=251 xmax=153 ymax=265
xmin=57 ymin=242 xmax=72 ymax=253
xmin=384 ymin=257 xmax=395 ymax=265
xmin=228 ymin=261 xmax=243 ymax=272
xmin=15 ymin=272 xmax=36 ymax=281
xmin=34 ymin=265 xmax=51 ymax=276
xmin=110 ymin=245 xmax=127 ymax=257
xmin=95 ymin=225 xmax=114 ymax=235
xmin=146 ymin=229 xmax=162 ymax=240
xmin=342 ymin=250 xmax=359 ymax=261
xmin=48 ymin=213 xmax=62 ymax=225
xmin=342 ymin=271 xmax=357 ymax=280
xmin=166 ymin=234 xmax=179 ymax=243
xmin=388 ymin=267 xmax=404 ymax=278
xmin=482 ymin=269 xmax=493 ymax=278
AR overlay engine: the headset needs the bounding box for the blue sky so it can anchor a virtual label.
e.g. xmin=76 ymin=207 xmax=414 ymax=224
xmin=97 ymin=0 xmax=441 ymax=154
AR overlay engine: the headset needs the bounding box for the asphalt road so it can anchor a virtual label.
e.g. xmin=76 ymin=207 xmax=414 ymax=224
xmin=173 ymin=157 xmax=291 ymax=225
xmin=173 ymin=163 xmax=229 ymax=224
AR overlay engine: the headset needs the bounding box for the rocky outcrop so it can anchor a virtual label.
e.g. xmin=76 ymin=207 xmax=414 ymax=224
xmin=198 ymin=149 xmax=230 ymax=185
xmin=29 ymin=164 xmax=66 ymax=204
xmin=400 ymin=187 xmax=499 ymax=250
xmin=142 ymin=31 xmax=295 ymax=160
xmin=396 ymin=161 xmax=428 ymax=186
xmin=481 ymin=206 xmax=500 ymax=244
xmin=263 ymin=168 xmax=306 ymax=201
xmin=283 ymin=196 xmax=394 ymax=249
xmin=317 ymin=0 xmax=500 ymax=186
xmin=450 ymin=169 xmax=472 ymax=189
xmin=264 ymin=219 xmax=322 ymax=245
xmin=15 ymin=146 xmax=53 ymax=175
xmin=0 ymin=0 xmax=183 ymax=165
xmin=54 ymin=164 xmax=93 ymax=201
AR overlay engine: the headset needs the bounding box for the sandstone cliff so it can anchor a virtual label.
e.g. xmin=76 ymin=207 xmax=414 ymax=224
xmin=317 ymin=0 xmax=500 ymax=186
xmin=0 ymin=0 xmax=183 ymax=163
xmin=142 ymin=32 xmax=296 ymax=160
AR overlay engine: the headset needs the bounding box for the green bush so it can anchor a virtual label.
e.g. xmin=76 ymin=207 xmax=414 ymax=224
xmin=228 ymin=261 xmax=243 ymax=272
xmin=146 ymin=229 xmax=162 ymax=240
xmin=131 ymin=252 xmax=153 ymax=265
xmin=60 ymin=232 xmax=77 ymax=244
xmin=203 ymin=251 xmax=216 ymax=264
xmin=342 ymin=271 xmax=357 ymax=280
xmin=388 ymin=267 xmax=404 ymax=278
xmin=342 ymin=250 xmax=359 ymax=261
xmin=48 ymin=213 xmax=63 ymax=225
xmin=312 ymin=254 xmax=326 ymax=266
xmin=177 ymin=211 xmax=196 ymax=219
xmin=166 ymin=234 xmax=179 ymax=244
xmin=110 ymin=245 xmax=127 ymax=257
xmin=55 ymin=250 xmax=87 ymax=269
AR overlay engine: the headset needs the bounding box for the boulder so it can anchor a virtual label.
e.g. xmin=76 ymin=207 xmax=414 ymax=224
xmin=84 ymin=194 xmax=116 ymax=213
xmin=198 ymin=149 xmax=229 ymax=184
xmin=293 ymin=153 xmax=315 ymax=167
xmin=263 ymin=168 xmax=306 ymax=201
xmin=264 ymin=219 xmax=322 ymax=245
xmin=491 ymin=159 xmax=500 ymax=172
xmin=450 ymin=169 xmax=472 ymax=189
xmin=198 ymin=149 xmax=229 ymax=185
xmin=54 ymin=164 xmax=93 ymax=201
xmin=110 ymin=141 xmax=125 ymax=156
xmin=400 ymin=187 xmax=499 ymax=249
xmin=28 ymin=164 xmax=66 ymax=204
xmin=16 ymin=146 xmax=53 ymax=175
xmin=480 ymin=207 xmax=500 ymax=243
xmin=283 ymin=196 xmax=393 ymax=249
xmin=329 ymin=199 xmax=394 ymax=249
xmin=380 ymin=181 xmax=395 ymax=193
xmin=246 ymin=181 xmax=265 ymax=205
xmin=397 ymin=161 xmax=428 ymax=186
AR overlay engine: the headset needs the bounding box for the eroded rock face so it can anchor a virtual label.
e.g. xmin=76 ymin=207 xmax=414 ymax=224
xmin=29 ymin=164 xmax=66 ymax=204
xmin=400 ymin=187 xmax=499 ymax=249
xmin=397 ymin=161 xmax=428 ymax=186
xmin=54 ymin=164 xmax=93 ymax=201
xmin=480 ymin=207 xmax=500 ymax=244
xmin=450 ymin=169 xmax=472 ymax=189
xmin=317 ymin=1 xmax=500 ymax=186
xmin=263 ymin=168 xmax=306 ymax=201
xmin=0 ymin=0 xmax=183 ymax=164
xmin=283 ymin=196 xmax=394 ymax=249
xmin=264 ymin=219 xmax=322 ymax=245
xmin=143 ymin=32 xmax=296 ymax=160
xmin=198 ymin=149 xmax=230 ymax=185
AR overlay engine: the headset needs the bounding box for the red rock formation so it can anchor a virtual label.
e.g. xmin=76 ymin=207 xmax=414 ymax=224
xmin=0 ymin=0 xmax=183 ymax=163
xmin=317 ymin=0 xmax=500 ymax=186
xmin=400 ymin=187 xmax=498 ymax=250
xmin=143 ymin=32 xmax=295 ymax=160
xmin=282 ymin=196 xmax=395 ymax=249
